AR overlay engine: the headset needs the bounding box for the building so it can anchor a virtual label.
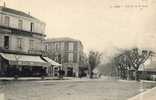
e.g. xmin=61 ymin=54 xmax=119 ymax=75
xmin=0 ymin=6 xmax=45 ymax=53
xmin=44 ymin=37 xmax=86 ymax=77
xmin=138 ymin=55 xmax=156 ymax=80
xmin=0 ymin=6 xmax=57 ymax=77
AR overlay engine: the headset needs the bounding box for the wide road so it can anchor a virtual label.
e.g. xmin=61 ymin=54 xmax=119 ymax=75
xmin=0 ymin=79 xmax=155 ymax=100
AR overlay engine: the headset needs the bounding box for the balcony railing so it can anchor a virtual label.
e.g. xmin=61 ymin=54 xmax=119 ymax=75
xmin=0 ymin=25 xmax=46 ymax=37
xmin=28 ymin=50 xmax=46 ymax=55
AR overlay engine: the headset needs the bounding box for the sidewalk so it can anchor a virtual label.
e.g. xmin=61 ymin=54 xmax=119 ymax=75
xmin=0 ymin=77 xmax=58 ymax=81
xmin=36 ymin=77 xmax=107 ymax=83
xmin=0 ymin=77 xmax=108 ymax=81
xmin=0 ymin=77 xmax=95 ymax=81
xmin=128 ymin=86 xmax=156 ymax=100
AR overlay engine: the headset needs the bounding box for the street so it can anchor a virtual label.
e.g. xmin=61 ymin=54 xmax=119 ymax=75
xmin=0 ymin=79 xmax=155 ymax=100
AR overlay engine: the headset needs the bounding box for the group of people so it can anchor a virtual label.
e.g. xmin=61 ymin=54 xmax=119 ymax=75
xmin=58 ymin=69 xmax=65 ymax=79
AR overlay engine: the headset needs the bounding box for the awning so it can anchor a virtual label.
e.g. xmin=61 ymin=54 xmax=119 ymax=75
xmin=0 ymin=53 xmax=50 ymax=67
xmin=42 ymin=57 xmax=62 ymax=66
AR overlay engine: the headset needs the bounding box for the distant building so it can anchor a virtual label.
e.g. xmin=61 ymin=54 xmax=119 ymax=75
xmin=0 ymin=6 xmax=57 ymax=77
xmin=138 ymin=55 xmax=156 ymax=80
xmin=44 ymin=37 xmax=86 ymax=77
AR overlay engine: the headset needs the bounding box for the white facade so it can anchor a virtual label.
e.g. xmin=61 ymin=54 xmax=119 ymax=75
xmin=0 ymin=11 xmax=45 ymax=34
xmin=0 ymin=29 xmax=45 ymax=52
xmin=0 ymin=6 xmax=46 ymax=54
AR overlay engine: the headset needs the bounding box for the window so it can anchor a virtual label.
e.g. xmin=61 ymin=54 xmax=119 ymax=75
xmin=68 ymin=42 xmax=74 ymax=51
xmin=68 ymin=53 xmax=73 ymax=62
xmin=4 ymin=36 xmax=9 ymax=49
xmin=54 ymin=43 xmax=59 ymax=51
xmin=51 ymin=43 xmax=55 ymax=51
xmin=61 ymin=42 xmax=64 ymax=51
xmin=73 ymin=53 xmax=78 ymax=63
xmin=18 ymin=20 xmax=23 ymax=29
xmin=17 ymin=38 xmax=22 ymax=50
xmin=45 ymin=44 xmax=48 ymax=51
xmin=29 ymin=40 xmax=34 ymax=50
xmin=64 ymin=53 xmax=68 ymax=63
xmin=30 ymin=22 xmax=34 ymax=32
xmin=4 ymin=16 xmax=10 ymax=26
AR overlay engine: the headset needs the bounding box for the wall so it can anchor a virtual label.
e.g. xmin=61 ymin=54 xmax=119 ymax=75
xmin=44 ymin=39 xmax=84 ymax=77
xmin=0 ymin=12 xmax=45 ymax=34
xmin=44 ymin=40 xmax=83 ymax=65
xmin=0 ymin=32 xmax=44 ymax=53
xmin=0 ymin=9 xmax=45 ymax=53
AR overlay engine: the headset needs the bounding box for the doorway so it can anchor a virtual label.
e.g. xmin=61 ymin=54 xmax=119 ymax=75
xmin=67 ymin=67 xmax=73 ymax=77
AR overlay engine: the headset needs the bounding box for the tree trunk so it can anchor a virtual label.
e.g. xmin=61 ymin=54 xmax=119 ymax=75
xmin=88 ymin=66 xmax=93 ymax=79
xmin=134 ymin=70 xmax=139 ymax=81
xmin=127 ymin=70 xmax=130 ymax=80
xmin=88 ymin=72 xmax=93 ymax=79
xmin=123 ymin=69 xmax=126 ymax=79
xmin=117 ymin=68 xmax=120 ymax=79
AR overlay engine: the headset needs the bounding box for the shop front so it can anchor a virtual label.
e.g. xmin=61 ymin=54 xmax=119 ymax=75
xmin=0 ymin=53 xmax=50 ymax=77
xmin=42 ymin=57 xmax=62 ymax=77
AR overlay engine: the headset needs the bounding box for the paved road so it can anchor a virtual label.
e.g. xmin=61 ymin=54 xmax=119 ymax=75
xmin=128 ymin=84 xmax=156 ymax=100
xmin=0 ymin=79 xmax=155 ymax=100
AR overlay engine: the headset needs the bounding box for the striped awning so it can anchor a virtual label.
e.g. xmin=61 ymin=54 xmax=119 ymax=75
xmin=0 ymin=53 xmax=50 ymax=67
xmin=43 ymin=57 xmax=62 ymax=66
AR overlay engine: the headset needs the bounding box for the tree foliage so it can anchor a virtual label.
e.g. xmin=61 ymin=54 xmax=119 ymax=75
xmin=88 ymin=50 xmax=102 ymax=78
xmin=114 ymin=48 xmax=154 ymax=80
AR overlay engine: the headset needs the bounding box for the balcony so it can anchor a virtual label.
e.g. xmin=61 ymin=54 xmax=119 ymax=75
xmin=0 ymin=25 xmax=46 ymax=37
xmin=28 ymin=50 xmax=45 ymax=55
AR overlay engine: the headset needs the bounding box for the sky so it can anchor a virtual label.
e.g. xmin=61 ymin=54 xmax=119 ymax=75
xmin=1 ymin=0 xmax=156 ymax=54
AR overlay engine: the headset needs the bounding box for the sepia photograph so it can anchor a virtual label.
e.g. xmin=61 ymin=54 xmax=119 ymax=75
xmin=0 ymin=0 xmax=156 ymax=100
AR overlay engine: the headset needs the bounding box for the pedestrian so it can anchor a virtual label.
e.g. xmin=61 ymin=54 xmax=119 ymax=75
xmin=79 ymin=71 xmax=82 ymax=78
xmin=58 ymin=69 xmax=64 ymax=80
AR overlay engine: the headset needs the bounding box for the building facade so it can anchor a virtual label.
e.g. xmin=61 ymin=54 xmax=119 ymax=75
xmin=0 ymin=6 xmax=45 ymax=53
xmin=44 ymin=37 xmax=85 ymax=77
xmin=0 ymin=6 xmax=50 ymax=77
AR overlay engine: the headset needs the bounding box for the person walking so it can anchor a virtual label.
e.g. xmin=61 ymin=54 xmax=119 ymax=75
xmin=58 ymin=68 xmax=65 ymax=80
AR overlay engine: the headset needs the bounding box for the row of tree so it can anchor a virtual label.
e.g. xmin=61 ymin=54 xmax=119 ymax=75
xmin=45 ymin=47 xmax=154 ymax=80
xmin=87 ymin=48 xmax=154 ymax=80
xmin=114 ymin=48 xmax=154 ymax=80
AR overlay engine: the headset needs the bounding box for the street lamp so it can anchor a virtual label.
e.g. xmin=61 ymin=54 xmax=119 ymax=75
xmin=14 ymin=55 xmax=22 ymax=80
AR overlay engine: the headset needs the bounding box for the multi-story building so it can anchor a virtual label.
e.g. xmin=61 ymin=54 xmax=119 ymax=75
xmin=44 ymin=37 xmax=86 ymax=77
xmin=0 ymin=6 xmax=53 ymax=77
xmin=0 ymin=6 xmax=45 ymax=53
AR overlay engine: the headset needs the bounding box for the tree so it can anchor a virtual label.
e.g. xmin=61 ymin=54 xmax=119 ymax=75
xmin=88 ymin=50 xmax=102 ymax=78
xmin=126 ymin=48 xmax=153 ymax=80
xmin=114 ymin=48 xmax=154 ymax=80
xmin=114 ymin=52 xmax=131 ymax=80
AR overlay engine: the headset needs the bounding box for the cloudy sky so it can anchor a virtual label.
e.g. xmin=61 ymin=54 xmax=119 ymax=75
xmin=1 ymin=0 xmax=156 ymax=53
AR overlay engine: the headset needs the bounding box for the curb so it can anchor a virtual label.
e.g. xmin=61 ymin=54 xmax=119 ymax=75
xmin=128 ymin=86 xmax=156 ymax=100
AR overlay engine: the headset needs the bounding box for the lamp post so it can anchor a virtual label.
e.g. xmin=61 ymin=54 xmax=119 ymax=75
xmin=14 ymin=55 xmax=21 ymax=80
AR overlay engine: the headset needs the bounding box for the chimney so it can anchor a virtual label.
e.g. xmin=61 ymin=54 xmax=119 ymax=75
xmin=3 ymin=2 xmax=6 ymax=7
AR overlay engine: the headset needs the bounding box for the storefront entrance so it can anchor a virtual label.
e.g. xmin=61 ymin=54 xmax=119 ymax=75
xmin=67 ymin=67 xmax=73 ymax=77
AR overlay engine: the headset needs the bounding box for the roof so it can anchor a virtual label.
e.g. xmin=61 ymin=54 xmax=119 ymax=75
xmin=46 ymin=37 xmax=81 ymax=42
xmin=0 ymin=6 xmax=39 ymax=21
